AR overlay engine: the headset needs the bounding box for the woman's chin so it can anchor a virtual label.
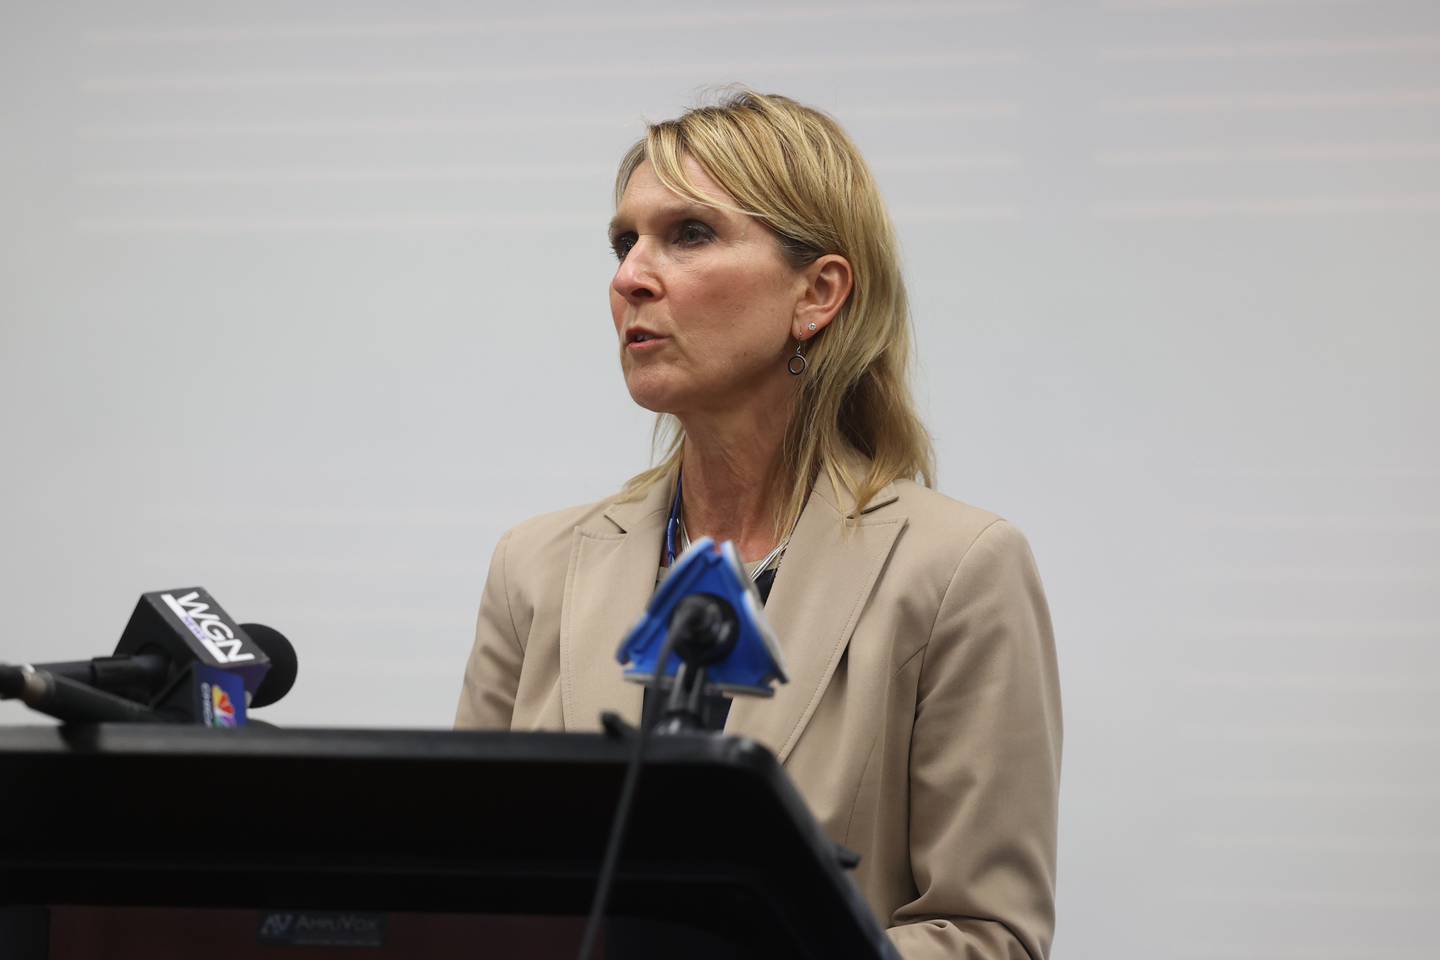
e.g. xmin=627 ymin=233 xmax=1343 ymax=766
xmin=625 ymin=388 xmax=680 ymax=415
xmin=623 ymin=373 xmax=688 ymax=415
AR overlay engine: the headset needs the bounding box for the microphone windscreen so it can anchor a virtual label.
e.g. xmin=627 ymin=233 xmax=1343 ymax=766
xmin=240 ymin=624 xmax=297 ymax=708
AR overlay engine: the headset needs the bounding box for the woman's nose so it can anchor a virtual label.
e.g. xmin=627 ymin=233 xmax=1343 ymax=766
xmin=612 ymin=242 xmax=659 ymax=302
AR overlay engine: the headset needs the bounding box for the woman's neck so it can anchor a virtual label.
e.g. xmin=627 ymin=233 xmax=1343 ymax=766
xmin=677 ymin=406 xmax=790 ymax=564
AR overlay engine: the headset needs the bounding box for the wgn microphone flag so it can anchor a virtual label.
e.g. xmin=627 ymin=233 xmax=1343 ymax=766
xmin=114 ymin=588 xmax=269 ymax=725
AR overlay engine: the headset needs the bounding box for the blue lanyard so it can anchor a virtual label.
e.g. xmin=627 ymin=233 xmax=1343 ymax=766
xmin=665 ymin=471 xmax=790 ymax=581
xmin=664 ymin=472 xmax=685 ymax=568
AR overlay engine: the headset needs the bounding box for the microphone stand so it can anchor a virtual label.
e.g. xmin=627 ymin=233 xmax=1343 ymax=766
xmin=655 ymin=661 xmax=711 ymax=734
xmin=653 ymin=593 xmax=740 ymax=735
xmin=579 ymin=593 xmax=742 ymax=960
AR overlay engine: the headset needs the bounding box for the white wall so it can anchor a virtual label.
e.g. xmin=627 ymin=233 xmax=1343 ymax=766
xmin=2 ymin=1 xmax=1437 ymax=956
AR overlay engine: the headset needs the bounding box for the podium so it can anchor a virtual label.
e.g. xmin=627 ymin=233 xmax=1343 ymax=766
xmin=0 ymin=724 xmax=897 ymax=959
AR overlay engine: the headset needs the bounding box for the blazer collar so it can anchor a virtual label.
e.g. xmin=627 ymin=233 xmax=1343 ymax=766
xmin=599 ymin=472 xmax=674 ymax=535
xmin=560 ymin=453 xmax=907 ymax=761
xmin=559 ymin=476 xmax=672 ymax=731
xmin=725 ymin=458 xmax=905 ymax=760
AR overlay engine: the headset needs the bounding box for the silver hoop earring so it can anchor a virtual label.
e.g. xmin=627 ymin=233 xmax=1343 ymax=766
xmin=787 ymin=342 xmax=808 ymax=376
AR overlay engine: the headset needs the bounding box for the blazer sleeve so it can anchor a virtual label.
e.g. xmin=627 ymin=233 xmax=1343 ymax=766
xmin=454 ymin=529 xmax=524 ymax=730
xmin=886 ymin=520 xmax=1063 ymax=960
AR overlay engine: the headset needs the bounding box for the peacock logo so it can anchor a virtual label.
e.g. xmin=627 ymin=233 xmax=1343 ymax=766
xmin=210 ymin=684 xmax=238 ymax=727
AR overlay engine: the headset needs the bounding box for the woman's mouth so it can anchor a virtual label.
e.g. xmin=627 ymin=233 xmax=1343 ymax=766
xmin=626 ymin=332 xmax=668 ymax=351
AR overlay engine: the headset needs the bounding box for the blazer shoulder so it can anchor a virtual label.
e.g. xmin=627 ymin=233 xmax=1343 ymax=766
xmin=495 ymin=490 xmax=636 ymax=580
xmin=887 ymin=480 xmax=1043 ymax=578
xmin=501 ymin=500 xmax=607 ymax=552
xmin=892 ymin=478 xmax=1007 ymax=535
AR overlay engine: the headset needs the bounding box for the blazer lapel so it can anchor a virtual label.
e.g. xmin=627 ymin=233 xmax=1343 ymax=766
xmin=726 ymin=467 xmax=906 ymax=762
xmin=559 ymin=479 xmax=671 ymax=731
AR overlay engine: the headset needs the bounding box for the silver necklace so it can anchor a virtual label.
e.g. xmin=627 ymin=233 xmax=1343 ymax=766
xmin=679 ymin=516 xmax=789 ymax=583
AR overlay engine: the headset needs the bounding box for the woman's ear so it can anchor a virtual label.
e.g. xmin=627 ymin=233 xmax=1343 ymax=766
xmin=792 ymin=254 xmax=853 ymax=341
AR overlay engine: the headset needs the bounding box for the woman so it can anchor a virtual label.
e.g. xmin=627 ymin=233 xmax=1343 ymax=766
xmin=455 ymin=90 xmax=1062 ymax=960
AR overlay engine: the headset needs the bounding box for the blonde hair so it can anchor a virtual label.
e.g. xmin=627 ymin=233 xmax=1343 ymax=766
xmin=614 ymin=89 xmax=934 ymax=534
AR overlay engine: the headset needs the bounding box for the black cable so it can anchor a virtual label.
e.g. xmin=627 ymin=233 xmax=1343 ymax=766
xmin=576 ymin=637 xmax=677 ymax=960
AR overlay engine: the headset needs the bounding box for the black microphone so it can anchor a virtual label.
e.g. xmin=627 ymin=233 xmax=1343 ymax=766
xmin=25 ymin=652 xmax=170 ymax=704
xmin=0 ymin=665 xmax=162 ymax=723
xmin=3 ymin=588 xmax=298 ymax=728
xmin=28 ymin=620 xmax=297 ymax=710
xmin=241 ymin=623 xmax=298 ymax=709
xmin=668 ymin=594 xmax=741 ymax=668
xmin=112 ymin=588 xmax=272 ymax=705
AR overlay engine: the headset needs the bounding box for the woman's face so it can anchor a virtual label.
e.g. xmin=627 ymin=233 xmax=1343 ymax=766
xmin=608 ymin=157 xmax=805 ymax=418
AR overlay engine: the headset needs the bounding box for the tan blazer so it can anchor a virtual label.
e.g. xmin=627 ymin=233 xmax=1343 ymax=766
xmin=455 ymin=455 xmax=1062 ymax=960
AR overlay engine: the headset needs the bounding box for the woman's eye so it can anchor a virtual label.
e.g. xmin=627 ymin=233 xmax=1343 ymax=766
xmin=610 ymin=233 xmax=636 ymax=260
xmin=677 ymin=221 xmax=712 ymax=245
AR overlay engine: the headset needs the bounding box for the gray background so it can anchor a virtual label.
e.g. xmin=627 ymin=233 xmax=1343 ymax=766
xmin=2 ymin=1 xmax=1437 ymax=955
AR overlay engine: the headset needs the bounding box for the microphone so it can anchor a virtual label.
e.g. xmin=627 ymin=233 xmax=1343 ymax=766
xmin=617 ymin=537 xmax=788 ymax=701
xmin=112 ymin=587 xmax=272 ymax=703
xmin=668 ymin=593 xmax=741 ymax=667
xmin=583 ymin=539 xmax=789 ymax=959
xmin=1 ymin=588 xmax=297 ymax=727
xmin=241 ymin=623 xmax=298 ymax=709
xmin=0 ymin=665 xmax=162 ymax=723
xmin=0 ymin=662 xmax=246 ymax=727
xmin=24 ymin=651 xmax=169 ymax=704
xmin=28 ymin=620 xmax=297 ymax=710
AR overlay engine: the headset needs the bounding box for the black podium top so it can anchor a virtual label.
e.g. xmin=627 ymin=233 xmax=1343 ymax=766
xmin=0 ymin=724 xmax=895 ymax=959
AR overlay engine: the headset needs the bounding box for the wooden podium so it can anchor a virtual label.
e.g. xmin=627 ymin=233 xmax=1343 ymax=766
xmin=0 ymin=724 xmax=897 ymax=959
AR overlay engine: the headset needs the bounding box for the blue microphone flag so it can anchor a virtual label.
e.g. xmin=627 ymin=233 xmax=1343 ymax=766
xmin=616 ymin=537 xmax=788 ymax=697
